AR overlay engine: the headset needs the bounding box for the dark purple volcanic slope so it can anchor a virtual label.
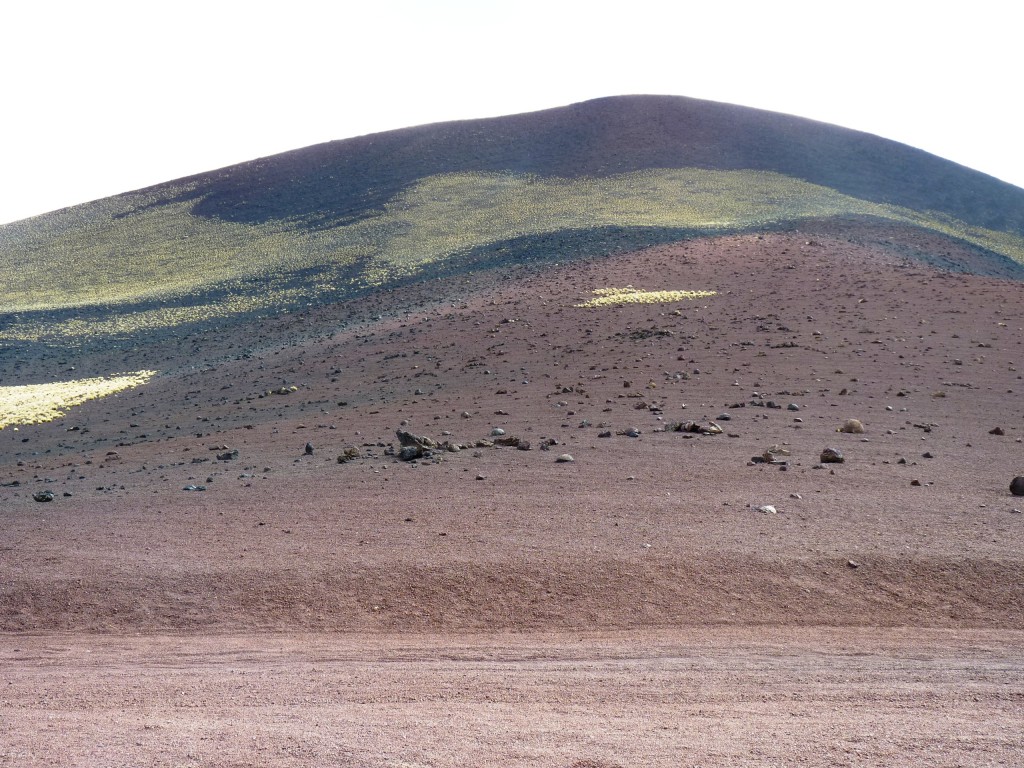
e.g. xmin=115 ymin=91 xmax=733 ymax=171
xmin=131 ymin=95 xmax=1024 ymax=235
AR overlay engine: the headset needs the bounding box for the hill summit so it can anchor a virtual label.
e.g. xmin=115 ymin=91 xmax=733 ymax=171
xmin=2 ymin=94 xmax=1023 ymax=348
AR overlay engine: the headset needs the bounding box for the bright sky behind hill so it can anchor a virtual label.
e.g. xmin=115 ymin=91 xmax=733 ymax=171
xmin=0 ymin=0 xmax=1018 ymax=226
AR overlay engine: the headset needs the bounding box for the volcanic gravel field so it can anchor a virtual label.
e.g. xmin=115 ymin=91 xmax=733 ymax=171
xmin=2 ymin=221 xmax=1023 ymax=766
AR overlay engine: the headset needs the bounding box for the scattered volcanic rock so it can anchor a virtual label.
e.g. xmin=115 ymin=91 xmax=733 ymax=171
xmin=670 ymin=421 xmax=724 ymax=435
xmin=838 ymin=419 xmax=865 ymax=434
xmin=397 ymin=430 xmax=438 ymax=450
xmin=1011 ymin=477 xmax=1024 ymax=496
xmin=337 ymin=447 xmax=361 ymax=464
xmin=556 ymin=454 xmax=575 ymax=463
xmin=32 ymin=490 xmax=54 ymax=503
xmin=399 ymin=446 xmax=425 ymax=462
xmin=820 ymin=448 xmax=845 ymax=464
xmin=761 ymin=445 xmax=791 ymax=463
xmin=494 ymin=435 xmax=527 ymax=448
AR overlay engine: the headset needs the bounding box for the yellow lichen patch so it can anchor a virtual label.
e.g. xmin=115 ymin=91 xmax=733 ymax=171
xmin=0 ymin=291 xmax=307 ymax=343
xmin=0 ymin=370 xmax=157 ymax=429
xmin=576 ymin=287 xmax=717 ymax=308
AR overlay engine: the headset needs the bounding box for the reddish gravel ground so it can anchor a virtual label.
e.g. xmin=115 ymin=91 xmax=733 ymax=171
xmin=2 ymin=221 xmax=1023 ymax=765
xmin=3 ymin=628 xmax=1022 ymax=767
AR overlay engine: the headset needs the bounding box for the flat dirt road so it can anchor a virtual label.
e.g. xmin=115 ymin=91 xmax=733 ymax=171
xmin=3 ymin=628 xmax=1022 ymax=767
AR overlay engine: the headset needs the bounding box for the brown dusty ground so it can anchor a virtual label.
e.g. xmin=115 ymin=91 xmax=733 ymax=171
xmin=3 ymin=628 xmax=1023 ymax=767
xmin=2 ymin=221 xmax=1023 ymax=764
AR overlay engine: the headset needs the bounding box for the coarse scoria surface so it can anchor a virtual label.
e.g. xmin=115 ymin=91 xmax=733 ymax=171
xmin=2 ymin=221 xmax=1023 ymax=766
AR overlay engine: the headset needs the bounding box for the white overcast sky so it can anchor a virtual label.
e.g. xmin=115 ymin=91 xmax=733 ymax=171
xmin=1 ymin=0 xmax=1019 ymax=225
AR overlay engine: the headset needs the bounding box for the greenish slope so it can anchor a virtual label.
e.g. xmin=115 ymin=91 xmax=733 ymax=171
xmin=2 ymin=96 xmax=1023 ymax=344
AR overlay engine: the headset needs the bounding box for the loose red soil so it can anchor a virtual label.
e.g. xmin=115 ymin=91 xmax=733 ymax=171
xmin=2 ymin=221 xmax=1023 ymax=765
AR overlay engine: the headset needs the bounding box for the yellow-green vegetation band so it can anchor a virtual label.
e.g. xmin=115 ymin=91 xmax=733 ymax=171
xmin=576 ymin=287 xmax=717 ymax=308
xmin=0 ymin=370 xmax=157 ymax=429
xmin=3 ymin=168 xmax=1023 ymax=340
